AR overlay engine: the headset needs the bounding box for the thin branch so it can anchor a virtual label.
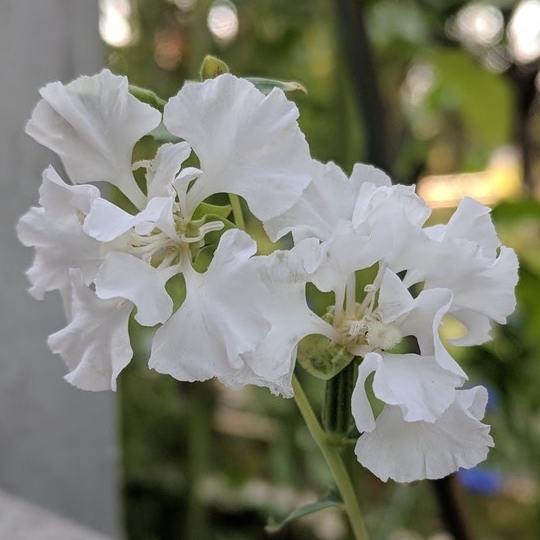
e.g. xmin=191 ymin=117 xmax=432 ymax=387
xmin=333 ymin=0 xmax=392 ymax=174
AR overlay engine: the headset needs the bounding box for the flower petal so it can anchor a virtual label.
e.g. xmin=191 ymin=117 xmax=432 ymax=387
xmin=423 ymin=240 xmax=519 ymax=344
xmin=16 ymin=168 xmax=102 ymax=298
xmin=94 ymin=252 xmax=179 ymax=327
xmin=163 ymin=74 xmax=311 ymax=220
xmin=304 ymin=220 xmax=389 ymax=297
xmin=85 ymin=196 xmax=177 ymax=243
xmin=145 ymin=142 xmax=191 ymax=199
xmin=370 ymin=352 xmax=461 ymax=422
xmin=241 ymin=244 xmax=338 ymax=396
xmin=149 ymin=230 xmax=271 ymax=386
xmin=355 ymin=387 xmax=493 ymax=482
xmin=428 ymin=197 xmax=500 ymax=259
xmin=377 ymin=269 xmax=467 ymax=379
xmin=351 ymin=354 xmax=379 ymax=433
xmin=264 ymin=161 xmax=361 ymax=242
xmin=26 ymin=69 xmax=161 ymax=208
xmin=48 ymin=270 xmax=133 ymax=391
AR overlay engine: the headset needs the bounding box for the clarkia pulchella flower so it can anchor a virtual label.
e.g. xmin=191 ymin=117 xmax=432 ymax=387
xmin=18 ymin=69 xmax=518 ymax=483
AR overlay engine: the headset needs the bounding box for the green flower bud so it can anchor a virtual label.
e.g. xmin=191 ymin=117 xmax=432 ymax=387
xmin=200 ymin=55 xmax=230 ymax=80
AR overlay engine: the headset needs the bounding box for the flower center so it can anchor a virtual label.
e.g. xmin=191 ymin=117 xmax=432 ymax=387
xmin=338 ymin=311 xmax=403 ymax=352
xmin=126 ymin=211 xmax=224 ymax=269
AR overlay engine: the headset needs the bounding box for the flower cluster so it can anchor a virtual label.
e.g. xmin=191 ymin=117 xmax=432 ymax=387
xmin=17 ymin=69 xmax=518 ymax=483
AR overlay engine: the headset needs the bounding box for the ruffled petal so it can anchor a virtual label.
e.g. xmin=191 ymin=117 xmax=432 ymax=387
xmin=369 ymin=352 xmax=461 ymax=422
xmin=377 ymin=270 xmax=467 ymax=379
xmin=351 ymin=354 xmax=379 ymax=433
xmin=304 ymin=220 xmax=389 ymax=298
xmin=241 ymin=243 xmax=338 ymax=397
xmin=83 ymin=198 xmax=134 ymax=242
xmin=85 ymin=196 xmax=178 ymax=243
xmin=355 ymin=387 xmax=493 ymax=482
xmin=16 ymin=168 xmax=102 ymax=298
xmin=423 ymin=240 xmax=519 ymax=344
xmin=26 ymin=69 xmax=161 ymax=208
xmin=376 ymin=268 xmax=416 ymax=322
xmin=145 ymin=141 xmax=191 ymax=199
xmin=163 ymin=74 xmax=311 ymax=220
xmin=149 ymin=230 xmax=271 ymax=386
xmin=94 ymin=252 xmax=179 ymax=327
xmin=264 ymin=161 xmax=361 ymax=242
xmin=428 ymin=197 xmax=500 ymax=259
xmin=48 ymin=270 xmax=133 ymax=391
xmin=353 ymin=183 xmax=430 ymax=230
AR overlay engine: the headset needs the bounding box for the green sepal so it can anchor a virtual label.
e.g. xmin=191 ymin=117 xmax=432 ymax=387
xmin=265 ymin=489 xmax=342 ymax=533
xmin=147 ymin=123 xmax=182 ymax=144
xmin=192 ymin=202 xmax=232 ymax=221
xmin=246 ymin=77 xmax=307 ymax=95
xmin=189 ymin=213 xmax=236 ymax=269
xmin=192 ymin=245 xmax=216 ymax=273
xmin=297 ymin=334 xmax=354 ymax=380
xmin=200 ymin=55 xmax=230 ymax=80
xmin=128 ymin=85 xmax=167 ymax=112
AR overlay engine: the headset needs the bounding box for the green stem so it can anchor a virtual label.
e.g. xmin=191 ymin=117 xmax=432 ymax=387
xmin=182 ymin=382 xmax=212 ymax=539
xmin=323 ymin=361 xmax=355 ymax=434
xmin=229 ymin=194 xmax=246 ymax=231
xmin=292 ymin=375 xmax=370 ymax=540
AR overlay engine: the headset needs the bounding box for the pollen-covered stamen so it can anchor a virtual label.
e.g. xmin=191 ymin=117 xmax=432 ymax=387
xmin=334 ymin=274 xmax=404 ymax=352
xmin=365 ymin=320 xmax=402 ymax=350
xmin=339 ymin=311 xmax=403 ymax=352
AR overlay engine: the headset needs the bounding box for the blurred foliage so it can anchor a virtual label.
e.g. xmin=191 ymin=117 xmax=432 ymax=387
xmin=104 ymin=0 xmax=540 ymax=538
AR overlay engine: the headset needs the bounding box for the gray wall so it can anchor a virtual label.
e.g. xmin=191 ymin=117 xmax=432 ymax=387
xmin=0 ymin=1 xmax=119 ymax=536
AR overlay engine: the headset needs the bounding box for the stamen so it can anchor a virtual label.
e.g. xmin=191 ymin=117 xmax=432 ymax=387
xmin=179 ymin=220 xmax=224 ymax=243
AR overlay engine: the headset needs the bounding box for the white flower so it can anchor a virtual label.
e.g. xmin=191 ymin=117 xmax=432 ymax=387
xmin=270 ymin=161 xmax=515 ymax=481
xmin=353 ymin=386 xmax=493 ymax=482
xmin=18 ymin=67 xmax=517 ymax=486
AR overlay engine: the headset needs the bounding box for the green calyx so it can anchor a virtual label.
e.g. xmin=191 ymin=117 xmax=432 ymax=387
xmin=297 ymin=333 xmax=354 ymax=380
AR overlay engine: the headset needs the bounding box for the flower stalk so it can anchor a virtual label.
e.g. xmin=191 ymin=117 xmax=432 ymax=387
xmin=292 ymin=374 xmax=370 ymax=540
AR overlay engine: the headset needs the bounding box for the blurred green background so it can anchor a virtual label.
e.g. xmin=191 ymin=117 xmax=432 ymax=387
xmin=100 ymin=0 xmax=540 ymax=538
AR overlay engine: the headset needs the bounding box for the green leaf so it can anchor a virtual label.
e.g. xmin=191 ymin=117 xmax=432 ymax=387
xmin=200 ymin=55 xmax=230 ymax=80
xmin=128 ymin=85 xmax=167 ymax=112
xmin=491 ymin=199 xmax=540 ymax=222
xmin=266 ymin=489 xmax=342 ymax=533
xmin=192 ymin=202 xmax=232 ymax=221
xmin=246 ymin=77 xmax=307 ymax=95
